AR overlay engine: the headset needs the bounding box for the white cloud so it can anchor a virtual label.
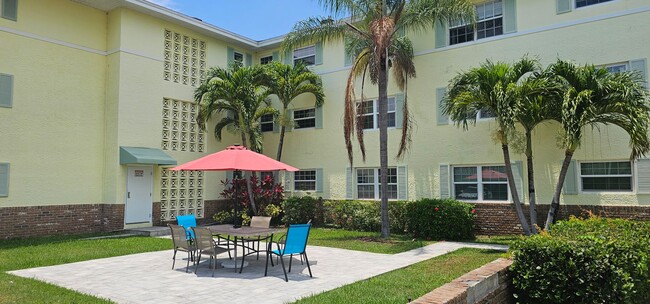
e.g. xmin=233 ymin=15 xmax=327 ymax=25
xmin=145 ymin=0 xmax=176 ymax=9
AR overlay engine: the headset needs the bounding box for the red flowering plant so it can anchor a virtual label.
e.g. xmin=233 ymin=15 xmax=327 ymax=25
xmin=219 ymin=174 xmax=284 ymax=217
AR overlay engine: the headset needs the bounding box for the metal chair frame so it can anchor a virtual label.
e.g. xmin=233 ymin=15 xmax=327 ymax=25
xmin=168 ymin=224 xmax=196 ymax=273
xmin=265 ymin=223 xmax=313 ymax=282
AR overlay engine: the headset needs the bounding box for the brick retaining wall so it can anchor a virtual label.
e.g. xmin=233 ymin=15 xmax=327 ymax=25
xmin=473 ymin=203 xmax=650 ymax=235
xmin=0 ymin=204 xmax=124 ymax=239
xmin=411 ymin=258 xmax=513 ymax=304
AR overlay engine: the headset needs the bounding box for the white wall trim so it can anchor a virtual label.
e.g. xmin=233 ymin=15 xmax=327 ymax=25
xmin=106 ymin=48 xmax=163 ymax=62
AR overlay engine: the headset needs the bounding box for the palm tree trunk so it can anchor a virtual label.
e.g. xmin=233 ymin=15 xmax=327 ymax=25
xmin=378 ymin=57 xmax=390 ymax=239
xmin=240 ymin=131 xmax=258 ymax=215
xmin=525 ymin=130 xmax=537 ymax=234
xmin=276 ymin=124 xmax=286 ymax=161
xmin=545 ymin=150 xmax=574 ymax=230
xmin=501 ymin=142 xmax=531 ymax=236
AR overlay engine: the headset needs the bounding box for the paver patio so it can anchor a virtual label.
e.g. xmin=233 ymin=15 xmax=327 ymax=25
xmin=9 ymin=241 xmax=507 ymax=304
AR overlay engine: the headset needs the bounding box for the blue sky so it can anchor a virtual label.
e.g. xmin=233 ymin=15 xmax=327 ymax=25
xmin=146 ymin=0 xmax=331 ymax=40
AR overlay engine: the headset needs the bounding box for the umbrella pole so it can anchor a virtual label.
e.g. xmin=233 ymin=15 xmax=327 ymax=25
xmin=233 ymin=170 xmax=242 ymax=228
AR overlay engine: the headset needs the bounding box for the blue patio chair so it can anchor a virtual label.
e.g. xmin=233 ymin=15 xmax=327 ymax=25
xmin=176 ymin=214 xmax=197 ymax=240
xmin=265 ymin=223 xmax=313 ymax=282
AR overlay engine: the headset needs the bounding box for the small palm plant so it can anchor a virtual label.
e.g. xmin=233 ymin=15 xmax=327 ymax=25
xmin=194 ymin=63 xmax=278 ymax=214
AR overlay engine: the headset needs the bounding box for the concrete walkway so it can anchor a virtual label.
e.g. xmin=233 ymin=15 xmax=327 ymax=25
xmin=10 ymin=242 xmax=507 ymax=304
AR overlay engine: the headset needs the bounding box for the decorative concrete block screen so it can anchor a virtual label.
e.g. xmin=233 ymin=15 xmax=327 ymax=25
xmin=160 ymin=168 xmax=204 ymax=221
xmin=163 ymin=29 xmax=206 ymax=86
xmin=161 ymin=98 xmax=205 ymax=153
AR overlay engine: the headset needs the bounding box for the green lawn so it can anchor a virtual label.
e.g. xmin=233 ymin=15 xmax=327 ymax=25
xmin=293 ymin=248 xmax=504 ymax=304
xmin=471 ymin=234 xmax=523 ymax=246
xmin=0 ymin=228 xmax=509 ymax=303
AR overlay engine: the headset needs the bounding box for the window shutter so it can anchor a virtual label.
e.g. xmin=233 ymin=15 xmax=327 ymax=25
xmin=245 ymin=53 xmax=252 ymax=67
xmin=435 ymin=20 xmax=448 ymax=48
xmin=503 ymin=0 xmax=517 ymax=34
xmin=0 ymin=73 xmax=13 ymax=108
xmin=284 ymin=171 xmax=293 ymax=191
xmin=315 ymin=42 xmax=323 ymax=65
xmin=395 ymin=93 xmax=404 ymax=129
xmin=439 ymin=164 xmax=450 ymax=198
xmin=346 ymin=167 xmax=353 ymax=199
xmin=629 ymin=58 xmax=648 ymax=88
xmin=273 ymin=119 xmax=279 ymax=133
xmin=636 ymin=159 xmax=650 ymax=194
xmin=562 ymin=160 xmax=578 ymax=194
xmin=227 ymin=47 xmax=235 ymax=66
xmin=556 ymin=0 xmax=572 ymax=14
xmin=315 ymin=168 xmax=324 ymax=192
xmin=397 ymin=166 xmax=407 ymax=200
xmin=272 ymin=51 xmax=280 ymax=62
xmin=512 ymin=161 xmax=525 ymax=203
xmin=285 ymin=109 xmax=293 ymax=132
xmin=284 ymin=49 xmax=293 ymax=66
xmin=0 ymin=163 xmax=9 ymax=197
xmin=226 ymin=171 xmax=233 ymax=183
xmin=315 ymin=106 xmax=323 ymax=129
xmin=1 ymin=0 xmax=17 ymax=21
xmin=436 ymin=87 xmax=449 ymax=125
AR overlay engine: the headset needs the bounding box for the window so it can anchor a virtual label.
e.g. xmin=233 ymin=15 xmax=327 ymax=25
xmin=293 ymin=45 xmax=316 ymax=66
xmin=360 ymin=97 xmax=396 ymax=130
xmin=233 ymin=51 xmax=244 ymax=64
xmin=605 ymin=63 xmax=628 ymax=74
xmin=453 ymin=165 xmax=508 ymax=201
xmin=260 ymin=55 xmax=273 ymax=65
xmin=293 ymin=108 xmax=316 ymax=129
xmin=356 ymin=168 xmax=397 ymax=199
xmin=260 ymin=171 xmax=274 ymax=181
xmin=450 ymin=0 xmax=503 ymax=46
xmin=580 ymin=161 xmax=632 ymax=191
xmin=1 ymin=0 xmax=17 ymax=21
xmin=0 ymin=73 xmax=13 ymax=108
xmin=576 ymin=0 xmax=613 ymax=8
xmin=294 ymin=170 xmax=316 ymax=191
xmin=478 ymin=109 xmax=496 ymax=119
xmin=260 ymin=114 xmax=274 ymax=132
xmin=0 ymin=163 xmax=9 ymax=197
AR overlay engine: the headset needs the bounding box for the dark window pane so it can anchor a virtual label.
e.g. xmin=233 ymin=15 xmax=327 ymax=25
xmin=357 ymin=185 xmax=375 ymax=199
xmin=387 ymin=113 xmax=396 ymax=128
xmin=260 ymin=56 xmax=273 ymax=65
xmin=454 ymin=167 xmax=477 ymax=182
xmin=482 ymin=166 xmax=507 ymax=182
xmin=295 ymin=181 xmax=316 ymax=191
xmin=483 ymin=183 xmax=508 ymax=200
xmin=294 ymin=56 xmax=316 ymax=66
xmin=455 ymin=184 xmax=478 ymax=200
xmin=362 ymin=115 xmax=374 ymax=129
xmin=576 ymin=0 xmax=613 ymax=8
xmin=582 ymin=177 xmax=632 ymax=191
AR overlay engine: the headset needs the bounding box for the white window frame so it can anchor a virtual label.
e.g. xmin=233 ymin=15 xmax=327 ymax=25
xmin=293 ymin=45 xmax=316 ymax=66
xmin=360 ymin=97 xmax=396 ymax=130
xmin=260 ymin=114 xmax=274 ymax=132
xmin=294 ymin=170 xmax=317 ymax=191
xmin=579 ymin=161 xmax=633 ymax=193
xmin=356 ymin=167 xmax=398 ymax=200
xmin=260 ymin=55 xmax=273 ymax=65
xmin=449 ymin=0 xmax=504 ymax=46
xmin=293 ymin=108 xmax=316 ymax=130
xmin=575 ymin=0 xmax=615 ymax=10
xmin=452 ymin=165 xmax=510 ymax=202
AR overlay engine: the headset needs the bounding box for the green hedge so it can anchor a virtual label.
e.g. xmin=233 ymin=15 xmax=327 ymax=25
xmin=404 ymin=198 xmax=476 ymax=240
xmin=320 ymin=198 xmax=474 ymax=240
xmin=281 ymin=196 xmax=324 ymax=225
xmin=510 ymin=217 xmax=650 ymax=304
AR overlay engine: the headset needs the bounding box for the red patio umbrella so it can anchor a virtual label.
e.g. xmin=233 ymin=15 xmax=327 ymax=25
xmin=170 ymin=145 xmax=298 ymax=172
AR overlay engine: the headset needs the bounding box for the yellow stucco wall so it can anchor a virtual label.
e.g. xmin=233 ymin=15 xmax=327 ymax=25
xmin=1 ymin=0 xmax=649 ymax=213
xmin=0 ymin=0 xmax=106 ymax=206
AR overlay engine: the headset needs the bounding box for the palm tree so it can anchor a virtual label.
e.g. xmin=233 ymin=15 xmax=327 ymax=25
xmin=263 ymin=61 xmax=325 ymax=161
xmin=284 ymin=0 xmax=475 ymax=238
xmin=194 ymin=63 xmax=278 ymax=214
xmin=511 ymin=73 xmax=562 ymax=233
xmin=443 ymin=58 xmax=542 ymax=236
xmin=544 ymin=59 xmax=650 ymax=229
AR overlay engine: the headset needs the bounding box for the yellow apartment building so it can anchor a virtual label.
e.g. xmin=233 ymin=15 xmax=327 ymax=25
xmin=0 ymin=0 xmax=648 ymax=238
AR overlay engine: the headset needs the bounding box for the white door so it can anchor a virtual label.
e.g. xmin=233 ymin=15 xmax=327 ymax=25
xmin=125 ymin=166 xmax=153 ymax=224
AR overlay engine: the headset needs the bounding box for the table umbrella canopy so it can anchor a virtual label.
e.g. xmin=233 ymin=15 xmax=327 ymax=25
xmin=170 ymin=145 xmax=299 ymax=172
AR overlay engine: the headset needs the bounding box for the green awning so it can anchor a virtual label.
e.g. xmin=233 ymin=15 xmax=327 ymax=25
xmin=119 ymin=147 xmax=177 ymax=165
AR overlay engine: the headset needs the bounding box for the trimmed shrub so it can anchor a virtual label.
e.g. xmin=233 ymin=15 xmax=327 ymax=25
xmin=281 ymin=196 xmax=323 ymax=225
xmin=510 ymin=217 xmax=650 ymax=304
xmin=323 ymin=200 xmax=410 ymax=233
xmin=405 ymin=198 xmax=476 ymax=240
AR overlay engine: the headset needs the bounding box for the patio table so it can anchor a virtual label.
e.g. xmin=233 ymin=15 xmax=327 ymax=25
xmin=206 ymin=224 xmax=284 ymax=273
